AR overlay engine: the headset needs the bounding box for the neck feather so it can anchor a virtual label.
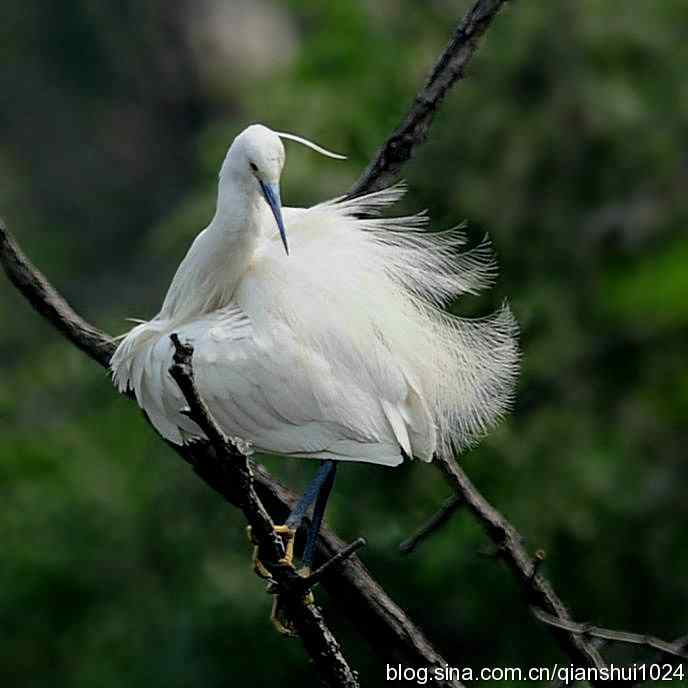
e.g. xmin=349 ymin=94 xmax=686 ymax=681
xmin=158 ymin=176 xmax=265 ymax=324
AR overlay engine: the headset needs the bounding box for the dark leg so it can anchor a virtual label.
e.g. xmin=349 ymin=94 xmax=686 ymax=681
xmin=285 ymin=460 xmax=337 ymax=531
xmin=302 ymin=461 xmax=337 ymax=570
xmin=251 ymin=460 xmax=338 ymax=575
xmin=253 ymin=459 xmax=338 ymax=636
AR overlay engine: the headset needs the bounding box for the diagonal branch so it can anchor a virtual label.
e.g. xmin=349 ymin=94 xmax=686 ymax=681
xmin=0 ymin=222 xmax=114 ymax=366
xmin=434 ymin=456 xmax=610 ymax=685
xmin=300 ymin=538 xmax=368 ymax=591
xmin=168 ymin=334 xmax=360 ymax=688
xmin=399 ymin=494 xmax=463 ymax=555
xmin=349 ymin=0 xmax=510 ymax=197
xmin=168 ymin=334 xmax=288 ymax=561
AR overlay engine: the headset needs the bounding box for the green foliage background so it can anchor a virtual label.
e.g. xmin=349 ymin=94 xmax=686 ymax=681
xmin=1 ymin=1 xmax=686 ymax=685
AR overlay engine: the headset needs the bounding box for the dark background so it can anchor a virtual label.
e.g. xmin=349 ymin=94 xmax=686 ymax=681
xmin=1 ymin=1 xmax=687 ymax=686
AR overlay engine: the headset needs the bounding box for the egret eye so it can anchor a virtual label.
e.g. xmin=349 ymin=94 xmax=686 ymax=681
xmin=249 ymin=162 xmax=258 ymax=172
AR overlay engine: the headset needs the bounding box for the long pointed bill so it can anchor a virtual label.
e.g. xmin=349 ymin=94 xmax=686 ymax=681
xmin=259 ymin=180 xmax=289 ymax=255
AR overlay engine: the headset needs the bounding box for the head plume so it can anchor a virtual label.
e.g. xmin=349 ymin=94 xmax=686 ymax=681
xmin=276 ymin=131 xmax=346 ymax=160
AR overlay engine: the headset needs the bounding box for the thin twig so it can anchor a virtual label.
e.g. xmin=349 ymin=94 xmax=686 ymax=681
xmin=626 ymin=634 xmax=688 ymax=688
xmin=532 ymin=608 xmax=688 ymax=662
xmin=303 ymin=538 xmax=368 ymax=590
xmin=349 ymin=0 xmax=511 ymax=198
xmin=399 ymin=494 xmax=463 ymax=554
xmin=668 ymin=634 xmax=688 ymax=654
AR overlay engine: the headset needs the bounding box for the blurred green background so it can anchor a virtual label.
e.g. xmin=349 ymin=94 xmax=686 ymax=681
xmin=1 ymin=1 xmax=687 ymax=686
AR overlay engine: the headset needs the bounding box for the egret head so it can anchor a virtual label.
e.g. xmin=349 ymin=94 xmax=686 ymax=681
xmin=222 ymin=124 xmax=288 ymax=251
xmin=222 ymin=123 xmax=345 ymax=256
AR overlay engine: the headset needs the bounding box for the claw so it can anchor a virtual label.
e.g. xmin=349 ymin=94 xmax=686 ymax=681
xmin=270 ymin=579 xmax=315 ymax=636
xmin=271 ymin=595 xmax=298 ymax=637
xmin=247 ymin=525 xmax=270 ymax=579
xmin=247 ymin=524 xmax=296 ymax=580
xmin=246 ymin=524 xmax=315 ymax=636
xmin=273 ymin=524 xmax=296 ymax=567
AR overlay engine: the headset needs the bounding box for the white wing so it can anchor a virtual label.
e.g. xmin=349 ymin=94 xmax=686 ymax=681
xmin=111 ymin=302 xmax=416 ymax=466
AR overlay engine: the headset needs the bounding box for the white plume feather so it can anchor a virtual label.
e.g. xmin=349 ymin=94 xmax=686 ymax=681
xmin=276 ymin=131 xmax=347 ymax=159
xmin=112 ymin=180 xmax=518 ymax=464
xmin=302 ymin=186 xmax=519 ymax=457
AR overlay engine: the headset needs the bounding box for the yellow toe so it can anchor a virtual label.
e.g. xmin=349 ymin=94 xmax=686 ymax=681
xmin=249 ymin=523 xmax=297 ymax=578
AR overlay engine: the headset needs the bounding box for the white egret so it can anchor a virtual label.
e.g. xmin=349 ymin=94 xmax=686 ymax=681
xmin=111 ymin=123 xmax=518 ymax=591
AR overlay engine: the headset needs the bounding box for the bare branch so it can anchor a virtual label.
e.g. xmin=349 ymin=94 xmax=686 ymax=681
xmin=302 ymin=538 xmax=368 ymax=590
xmin=532 ymin=608 xmax=688 ymax=662
xmin=669 ymin=634 xmax=688 ymax=654
xmin=168 ymin=335 xmax=360 ymax=688
xmin=349 ymin=0 xmax=510 ymax=197
xmin=0 ymin=221 xmax=115 ymax=366
xmin=168 ymin=334 xmax=287 ymax=561
xmin=434 ymin=455 xmax=610 ymax=685
xmin=399 ymin=494 xmax=463 ymax=554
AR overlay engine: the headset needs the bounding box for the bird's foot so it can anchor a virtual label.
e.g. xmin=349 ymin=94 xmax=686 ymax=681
xmin=245 ymin=526 xmax=315 ymax=636
xmin=246 ymin=525 xmax=315 ymax=638
xmin=270 ymin=568 xmax=316 ymax=637
xmin=271 ymin=596 xmax=298 ymax=636
xmin=247 ymin=524 xmax=296 ymax=580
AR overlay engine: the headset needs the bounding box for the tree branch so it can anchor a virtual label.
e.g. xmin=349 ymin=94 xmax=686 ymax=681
xmin=434 ymin=456 xmax=615 ymax=685
xmin=168 ymin=334 xmax=360 ymax=688
xmin=399 ymin=494 xmax=463 ymax=555
xmin=532 ymin=608 xmax=688 ymax=662
xmin=253 ymin=464 xmax=464 ymax=687
xmin=349 ymin=0 xmax=510 ymax=197
xmin=301 ymin=538 xmax=368 ymax=591
xmin=0 ymin=221 xmax=114 ymax=366
xmin=168 ymin=334 xmax=287 ymax=562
